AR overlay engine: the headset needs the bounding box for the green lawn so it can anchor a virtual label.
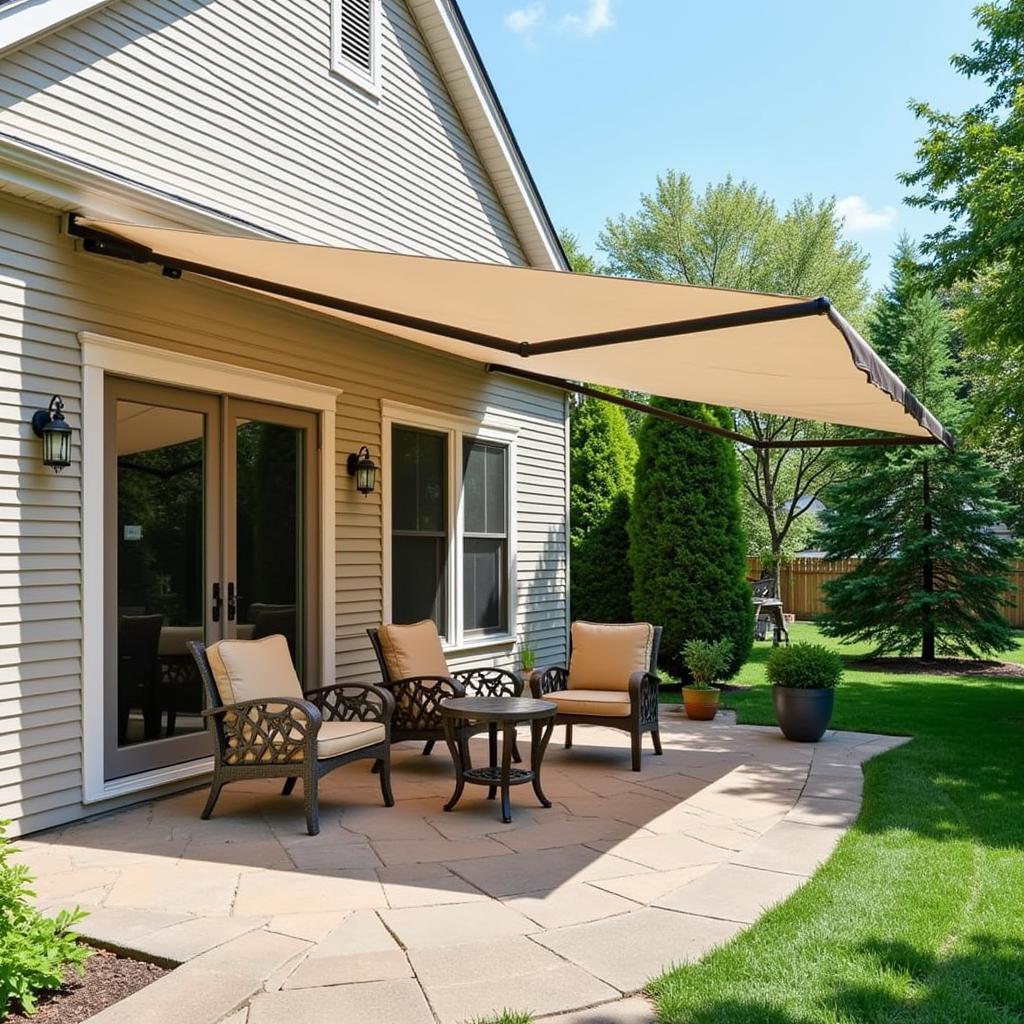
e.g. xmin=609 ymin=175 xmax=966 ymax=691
xmin=651 ymin=623 xmax=1024 ymax=1024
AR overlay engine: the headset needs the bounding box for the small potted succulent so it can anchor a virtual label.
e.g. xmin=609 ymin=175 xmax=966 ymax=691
xmin=681 ymin=638 xmax=732 ymax=721
xmin=519 ymin=642 xmax=536 ymax=686
xmin=767 ymin=642 xmax=843 ymax=742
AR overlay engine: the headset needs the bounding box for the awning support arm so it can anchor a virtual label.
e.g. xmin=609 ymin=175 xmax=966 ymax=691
xmin=486 ymin=366 xmax=944 ymax=449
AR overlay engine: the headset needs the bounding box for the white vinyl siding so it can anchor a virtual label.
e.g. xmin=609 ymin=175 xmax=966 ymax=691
xmin=0 ymin=197 xmax=567 ymax=835
xmin=0 ymin=0 xmax=526 ymax=264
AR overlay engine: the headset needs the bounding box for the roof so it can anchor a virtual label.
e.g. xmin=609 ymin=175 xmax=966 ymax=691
xmin=0 ymin=0 xmax=567 ymax=270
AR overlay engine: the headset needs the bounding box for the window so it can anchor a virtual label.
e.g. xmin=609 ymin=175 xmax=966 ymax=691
xmin=391 ymin=426 xmax=448 ymax=633
xmin=385 ymin=407 xmax=517 ymax=647
xmin=332 ymin=0 xmax=382 ymax=95
xmin=463 ymin=440 xmax=508 ymax=636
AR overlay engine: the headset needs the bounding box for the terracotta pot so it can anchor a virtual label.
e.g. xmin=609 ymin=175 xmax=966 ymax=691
xmin=683 ymin=687 xmax=720 ymax=721
xmin=773 ymin=685 xmax=834 ymax=742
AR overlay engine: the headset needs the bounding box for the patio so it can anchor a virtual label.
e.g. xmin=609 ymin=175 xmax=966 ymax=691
xmin=18 ymin=711 xmax=903 ymax=1024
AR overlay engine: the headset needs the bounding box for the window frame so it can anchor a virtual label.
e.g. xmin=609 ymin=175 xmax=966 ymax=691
xmin=331 ymin=0 xmax=383 ymax=98
xmin=382 ymin=401 xmax=518 ymax=652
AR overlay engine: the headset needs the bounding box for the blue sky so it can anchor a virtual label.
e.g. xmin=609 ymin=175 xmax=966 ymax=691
xmin=458 ymin=0 xmax=984 ymax=293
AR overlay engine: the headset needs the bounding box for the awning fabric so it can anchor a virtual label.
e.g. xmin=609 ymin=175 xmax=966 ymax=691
xmin=71 ymin=217 xmax=952 ymax=447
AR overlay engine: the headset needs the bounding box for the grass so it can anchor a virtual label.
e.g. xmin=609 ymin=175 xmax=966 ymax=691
xmin=650 ymin=623 xmax=1024 ymax=1023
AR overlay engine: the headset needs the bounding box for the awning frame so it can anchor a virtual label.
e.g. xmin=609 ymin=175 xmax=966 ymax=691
xmin=66 ymin=216 xmax=951 ymax=451
xmin=487 ymin=366 xmax=944 ymax=450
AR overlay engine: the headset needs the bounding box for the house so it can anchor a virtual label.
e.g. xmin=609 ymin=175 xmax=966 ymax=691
xmin=0 ymin=0 xmax=570 ymax=835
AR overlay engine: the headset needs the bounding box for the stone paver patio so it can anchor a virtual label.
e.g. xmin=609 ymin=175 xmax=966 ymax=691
xmin=17 ymin=710 xmax=905 ymax=1024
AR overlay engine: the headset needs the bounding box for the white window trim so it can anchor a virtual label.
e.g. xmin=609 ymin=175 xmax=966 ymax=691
xmin=78 ymin=332 xmax=340 ymax=804
xmin=381 ymin=400 xmax=519 ymax=653
xmin=331 ymin=0 xmax=383 ymax=98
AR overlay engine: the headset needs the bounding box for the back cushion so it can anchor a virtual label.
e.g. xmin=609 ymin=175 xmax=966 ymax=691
xmin=377 ymin=620 xmax=450 ymax=680
xmin=206 ymin=634 xmax=304 ymax=705
xmin=568 ymin=622 xmax=655 ymax=692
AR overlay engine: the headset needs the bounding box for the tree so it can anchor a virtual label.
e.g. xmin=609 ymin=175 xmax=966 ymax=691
xmin=599 ymin=172 xmax=871 ymax=583
xmin=817 ymin=254 xmax=1015 ymax=659
xmin=629 ymin=398 xmax=753 ymax=679
xmin=559 ymin=230 xmax=598 ymax=275
xmin=902 ymin=0 xmax=1024 ymax=531
xmin=570 ymin=394 xmax=638 ymax=623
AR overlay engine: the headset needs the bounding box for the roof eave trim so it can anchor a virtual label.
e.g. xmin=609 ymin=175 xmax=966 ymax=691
xmin=0 ymin=0 xmax=116 ymax=58
xmin=417 ymin=0 xmax=568 ymax=271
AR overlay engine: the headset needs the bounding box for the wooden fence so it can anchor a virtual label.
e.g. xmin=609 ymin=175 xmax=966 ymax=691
xmin=748 ymin=556 xmax=1024 ymax=627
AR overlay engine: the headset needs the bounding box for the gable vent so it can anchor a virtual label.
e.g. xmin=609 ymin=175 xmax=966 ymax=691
xmin=339 ymin=0 xmax=374 ymax=75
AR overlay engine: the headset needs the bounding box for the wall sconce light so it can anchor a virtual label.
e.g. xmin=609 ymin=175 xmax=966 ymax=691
xmin=347 ymin=445 xmax=377 ymax=496
xmin=31 ymin=395 xmax=73 ymax=473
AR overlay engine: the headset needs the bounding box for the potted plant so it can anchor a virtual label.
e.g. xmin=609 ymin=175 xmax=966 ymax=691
xmin=519 ymin=643 xmax=536 ymax=686
xmin=681 ymin=638 xmax=732 ymax=720
xmin=767 ymin=642 xmax=843 ymax=742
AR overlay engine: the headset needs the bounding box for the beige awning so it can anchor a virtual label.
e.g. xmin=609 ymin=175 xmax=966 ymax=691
xmin=71 ymin=217 xmax=952 ymax=448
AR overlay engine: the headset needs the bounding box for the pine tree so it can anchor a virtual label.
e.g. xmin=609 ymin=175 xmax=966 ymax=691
xmin=818 ymin=259 xmax=1015 ymax=659
xmin=570 ymin=395 xmax=637 ymax=623
xmin=628 ymin=399 xmax=753 ymax=679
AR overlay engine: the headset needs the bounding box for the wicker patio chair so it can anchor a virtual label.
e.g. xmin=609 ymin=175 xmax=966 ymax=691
xmin=529 ymin=621 xmax=663 ymax=772
xmin=367 ymin=620 xmax=523 ymax=763
xmin=189 ymin=635 xmax=395 ymax=835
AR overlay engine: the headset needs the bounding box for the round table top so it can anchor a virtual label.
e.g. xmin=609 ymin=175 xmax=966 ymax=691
xmin=440 ymin=695 xmax=557 ymax=722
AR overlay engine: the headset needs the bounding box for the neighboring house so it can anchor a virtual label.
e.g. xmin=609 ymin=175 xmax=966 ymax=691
xmin=0 ymin=0 xmax=569 ymax=835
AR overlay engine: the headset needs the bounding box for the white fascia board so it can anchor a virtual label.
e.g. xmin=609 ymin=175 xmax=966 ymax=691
xmin=0 ymin=132 xmax=277 ymax=235
xmin=0 ymin=0 xmax=117 ymax=58
xmin=408 ymin=0 xmax=567 ymax=271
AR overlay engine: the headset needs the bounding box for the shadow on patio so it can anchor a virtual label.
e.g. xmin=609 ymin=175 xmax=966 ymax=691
xmin=15 ymin=714 xmax=898 ymax=1023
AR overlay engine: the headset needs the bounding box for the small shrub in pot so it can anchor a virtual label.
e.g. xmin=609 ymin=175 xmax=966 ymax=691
xmin=767 ymin=642 xmax=843 ymax=741
xmin=681 ymin=639 xmax=732 ymax=720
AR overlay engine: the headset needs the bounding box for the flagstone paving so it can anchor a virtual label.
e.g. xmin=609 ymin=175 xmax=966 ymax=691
xmin=15 ymin=711 xmax=905 ymax=1024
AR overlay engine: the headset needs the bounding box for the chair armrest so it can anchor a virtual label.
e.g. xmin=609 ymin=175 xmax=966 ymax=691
xmin=306 ymin=682 xmax=395 ymax=728
xmin=204 ymin=696 xmax=320 ymax=765
xmin=452 ymin=667 xmax=524 ymax=698
xmin=384 ymin=676 xmax=466 ymax=731
xmin=530 ymin=666 xmax=568 ymax=698
xmin=628 ymin=670 xmax=661 ymax=725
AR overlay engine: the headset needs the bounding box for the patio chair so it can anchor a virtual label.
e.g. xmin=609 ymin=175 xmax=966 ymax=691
xmin=367 ymin=620 xmax=523 ymax=763
xmin=529 ymin=621 xmax=663 ymax=771
xmin=189 ymin=635 xmax=395 ymax=835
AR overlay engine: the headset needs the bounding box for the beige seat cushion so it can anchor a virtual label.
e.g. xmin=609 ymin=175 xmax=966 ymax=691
xmin=206 ymin=634 xmax=303 ymax=705
xmin=549 ymin=689 xmax=631 ymax=717
xmin=317 ymin=720 xmax=386 ymax=759
xmin=377 ymin=620 xmax=450 ymax=680
xmin=567 ymin=622 xmax=655 ymax=692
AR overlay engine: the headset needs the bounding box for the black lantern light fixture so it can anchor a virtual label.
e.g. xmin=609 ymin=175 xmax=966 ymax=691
xmin=347 ymin=445 xmax=377 ymax=496
xmin=32 ymin=395 xmax=73 ymax=473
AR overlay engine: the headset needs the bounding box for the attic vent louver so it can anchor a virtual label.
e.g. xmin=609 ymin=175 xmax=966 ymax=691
xmin=340 ymin=0 xmax=373 ymax=71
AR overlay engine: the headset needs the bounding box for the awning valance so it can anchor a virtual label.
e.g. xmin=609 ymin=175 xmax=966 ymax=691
xmin=69 ymin=217 xmax=952 ymax=448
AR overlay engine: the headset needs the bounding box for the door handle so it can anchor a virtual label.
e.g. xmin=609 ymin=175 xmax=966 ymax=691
xmin=227 ymin=582 xmax=237 ymax=622
xmin=212 ymin=582 xmax=223 ymax=623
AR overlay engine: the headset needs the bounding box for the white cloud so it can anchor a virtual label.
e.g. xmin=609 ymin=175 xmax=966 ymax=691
xmin=835 ymin=195 xmax=898 ymax=232
xmin=561 ymin=0 xmax=614 ymax=35
xmin=504 ymin=3 xmax=545 ymax=35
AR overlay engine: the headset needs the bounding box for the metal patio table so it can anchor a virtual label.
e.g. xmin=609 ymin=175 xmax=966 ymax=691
xmin=439 ymin=695 xmax=557 ymax=823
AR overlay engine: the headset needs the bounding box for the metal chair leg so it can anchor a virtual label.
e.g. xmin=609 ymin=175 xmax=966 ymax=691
xmin=201 ymin=779 xmax=224 ymax=820
xmin=379 ymin=754 xmax=395 ymax=807
xmin=304 ymin=771 xmax=320 ymax=836
xmin=282 ymin=776 xmax=297 ymax=796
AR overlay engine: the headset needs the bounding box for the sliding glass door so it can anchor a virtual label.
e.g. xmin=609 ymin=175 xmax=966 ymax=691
xmin=104 ymin=379 xmax=319 ymax=781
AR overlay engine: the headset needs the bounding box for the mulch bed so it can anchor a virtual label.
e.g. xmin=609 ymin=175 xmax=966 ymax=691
xmin=853 ymin=656 xmax=1024 ymax=678
xmin=4 ymin=948 xmax=167 ymax=1024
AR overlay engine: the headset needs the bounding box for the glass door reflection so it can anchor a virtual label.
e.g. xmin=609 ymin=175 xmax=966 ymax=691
xmin=106 ymin=384 xmax=218 ymax=779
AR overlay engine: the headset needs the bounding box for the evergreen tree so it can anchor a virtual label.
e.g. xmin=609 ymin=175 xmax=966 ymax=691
xmin=570 ymin=395 xmax=637 ymax=623
xmin=818 ymin=253 xmax=1015 ymax=659
xmin=629 ymin=399 xmax=753 ymax=679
